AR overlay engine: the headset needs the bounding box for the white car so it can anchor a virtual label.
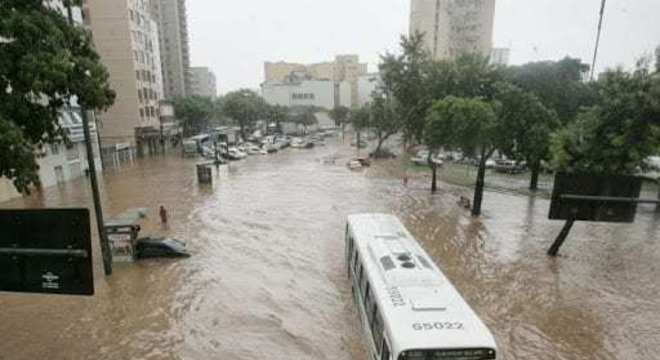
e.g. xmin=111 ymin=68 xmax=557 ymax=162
xmin=227 ymin=147 xmax=247 ymax=159
xmin=412 ymin=150 xmax=443 ymax=166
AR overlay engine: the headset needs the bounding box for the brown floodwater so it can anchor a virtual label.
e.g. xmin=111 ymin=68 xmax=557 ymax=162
xmin=0 ymin=138 xmax=659 ymax=360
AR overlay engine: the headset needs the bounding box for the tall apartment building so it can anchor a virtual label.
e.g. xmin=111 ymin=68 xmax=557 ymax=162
xmin=83 ymin=0 xmax=165 ymax=159
xmin=409 ymin=0 xmax=496 ymax=60
xmin=151 ymin=0 xmax=191 ymax=99
xmin=264 ymin=55 xmax=368 ymax=108
xmin=190 ymin=67 xmax=218 ymax=98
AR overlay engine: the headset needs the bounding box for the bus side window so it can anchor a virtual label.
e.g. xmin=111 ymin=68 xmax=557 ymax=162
xmin=360 ymin=270 xmax=368 ymax=296
xmin=365 ymin=285 xmax=375 ymax=326
xmin=372 ymin=306 xmax=384 ymax=352
xmin=381 ymin=338 xmax=390 ymax=360
xmin=353 ymin=249 xmax=359 ymax=271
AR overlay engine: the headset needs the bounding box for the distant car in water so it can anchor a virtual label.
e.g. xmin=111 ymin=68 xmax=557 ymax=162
xmin=136 ymin=238 xmax=190 ymax=259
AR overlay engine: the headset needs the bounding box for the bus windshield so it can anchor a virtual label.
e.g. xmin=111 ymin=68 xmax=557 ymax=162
xmin=399 ymin=348 xmax=496 ymax=360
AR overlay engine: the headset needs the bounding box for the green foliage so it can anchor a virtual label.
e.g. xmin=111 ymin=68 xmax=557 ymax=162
xmin=494 ymin=82 xmax=559 ymax=164
xmin=506 ymin=57 xmax=595 ymax=124
xmin=379 ymin=32 xmax=432 ymax=143
xmin=174 ymin=96 xmax=215 ymax=137
xmin=265 ymin=104 xmax=290 ymax=126
xmin=0 ymin=1 xmax=115 ymax=192
xmin=427 ymin=54 xmax=505 ymax=101
xmin=290 ymin=106 xmax=317 ymax=127
xmin=369 ymin=95 xmax=403 ymax=153
xmin=222 ymin=89 xmax=267 ymax=140
xmin=350 ymin=106 xmax=371 ymax=131
xmin=425 ymin=96 xmax=499 ymax=157
xmin=551 ymin=68 xmax=660 ymax=174
xmin=328 ymin=106 xmax=350 ymax=127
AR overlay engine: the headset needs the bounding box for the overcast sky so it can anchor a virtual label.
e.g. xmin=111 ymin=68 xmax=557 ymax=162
xmin=187 ymin=0 xmax=660 ymax=94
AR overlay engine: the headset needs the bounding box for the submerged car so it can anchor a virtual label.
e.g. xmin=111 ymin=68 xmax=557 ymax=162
xmin=136 ymin=237 xmax=190 ymax=259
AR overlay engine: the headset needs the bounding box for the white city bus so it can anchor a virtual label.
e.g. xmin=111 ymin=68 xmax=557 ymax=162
xmin=345 ymin=214 xmax=497 ymax=360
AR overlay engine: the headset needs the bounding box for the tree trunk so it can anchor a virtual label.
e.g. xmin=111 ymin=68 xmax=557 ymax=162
xmin=472 ymin=152 xmax=487 ymax=217
xmin=374 ymin=135 xmax=385 ymax=157
xmin=529 ymin=161 xmax=541 ymax=191
xmin=656 ymin=180 xmax=660 ymax=213
xmin=356 ymin=131 xmax=361 ymax=156
xmin=239 ymin=124 xmax=246 ymax=143
xmin=431 ymin=164 xmax=437 ymax=193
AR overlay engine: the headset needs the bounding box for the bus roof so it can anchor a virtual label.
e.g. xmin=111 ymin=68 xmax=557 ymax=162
xmin=347 ymin=213 xmax=497 ymax=355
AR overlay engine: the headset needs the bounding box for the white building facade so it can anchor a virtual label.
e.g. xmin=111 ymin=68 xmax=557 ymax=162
xmin=261 ymin=79 xmax=351 ymax=109
xmin=0 ymin=108 xmax=103 ymax=203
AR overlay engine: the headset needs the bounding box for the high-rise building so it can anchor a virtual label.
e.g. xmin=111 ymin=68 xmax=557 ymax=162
xmin=151 ymin=0 xmax=191 ymax=99
xmin=409 ymin=0 xmax=496 ymax=60
xmin=490 ymin=47 xmax=510 ymax=65
xmin=83 ymin=0 xmax=164 ymax=158
xmin=190 ymin=67 xmax=218 ymax=98
xmin=264 ymin=55 xmax=368 ymax=108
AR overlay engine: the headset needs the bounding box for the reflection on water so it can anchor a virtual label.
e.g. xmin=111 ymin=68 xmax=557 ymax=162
xmin=0 ymin=138 xmax=659 ymax=359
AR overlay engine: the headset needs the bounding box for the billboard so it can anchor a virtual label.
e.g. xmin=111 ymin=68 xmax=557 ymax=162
xmin=0 ymin=209 xmax=94 ymax=296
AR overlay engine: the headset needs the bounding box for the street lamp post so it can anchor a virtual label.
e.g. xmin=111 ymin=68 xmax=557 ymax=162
xmin=65 ymin=1 xmax=112 ymax=275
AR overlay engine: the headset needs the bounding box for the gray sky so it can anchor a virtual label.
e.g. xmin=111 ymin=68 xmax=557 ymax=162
xmin=187 ymin=0 xmax=660 ymax=94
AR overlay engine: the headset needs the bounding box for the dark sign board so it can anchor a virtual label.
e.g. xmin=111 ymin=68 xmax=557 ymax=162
xmin=0 ymin=209 xmax=94 ymax=296
xmin=549 ymin=173 xmax=643 ymax=223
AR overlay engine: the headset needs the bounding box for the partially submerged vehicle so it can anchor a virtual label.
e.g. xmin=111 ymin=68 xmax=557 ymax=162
xmin=136 ymin=237 xmax=190 ymax=259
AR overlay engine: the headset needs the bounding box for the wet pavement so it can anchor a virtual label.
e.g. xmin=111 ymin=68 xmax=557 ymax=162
xmin=0 ymin=137 xmax=659 ymax=359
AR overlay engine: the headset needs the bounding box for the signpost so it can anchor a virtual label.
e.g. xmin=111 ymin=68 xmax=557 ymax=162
xmin=0 ymin=209 xmax=94 ymax=296
xmin=547 ymin=173 xmax=658 ymax=256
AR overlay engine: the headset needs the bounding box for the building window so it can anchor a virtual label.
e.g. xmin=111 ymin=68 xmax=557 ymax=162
xmin=129 ymin=9 xmax=134 ymax=21
xmin=139 ymin=108 xmax=144 ymax=118
xmin=136 ymin=70 xmax=140 ymax=81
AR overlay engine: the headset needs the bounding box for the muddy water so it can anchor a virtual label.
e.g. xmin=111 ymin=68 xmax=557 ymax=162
xmin=1 ymin=138 xmax=659 ymax=359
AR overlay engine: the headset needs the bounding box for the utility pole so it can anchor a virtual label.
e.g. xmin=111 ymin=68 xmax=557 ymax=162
xmin=65 ymin=1 xmax=113 ymax=275
xmin=590 ymin=0 xmax=607 ymax=81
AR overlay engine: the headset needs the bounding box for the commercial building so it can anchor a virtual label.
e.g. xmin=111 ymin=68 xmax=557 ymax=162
xmin=83 ymin=0 xmax=165 ymax=159
xmin=357 ymin=73 xmax=382 ymax=107
xmin=190 ymin=67 xmax=218 ymax=98
xmin=261 ymin=78 xmax=351 ymax=110
xmin=409 ymin=0 xmax=496 ymax=60
xmin=151 ymin=0 xmax=191 ymax=99
xmin=490 ymin=47 xmax=510 ymax=65
xmin=264 ymin=55 xmax=368 ymax=108
xmin=0 ymin=108 xmax=103 ymax=203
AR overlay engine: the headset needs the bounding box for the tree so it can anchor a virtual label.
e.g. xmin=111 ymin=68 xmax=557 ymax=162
xmin=494 ymin=82 xmax=560 ymax=190
xmin=369 ymin=94 xmax=403 ymax=157
xmin=425 ymin=97 xmax=500 ymax=216
xmin=550 ymin=67 xmax=660 ymax=174
xmin=265 ymin=104 xmax=289 ymax=130
xmin=507 ymin=57 xmax=595 ymax=125
xmin=0 ymin=0 xmax=115 ymax=193
xmin=174 ymin=96 xmax=215 ymax=137
xmin=222 ymin=89 xmax=267 ymax=141
xmin=328 ymin=106 xmax=350 ymax=127
xmin=291 ymin=106 xmax=317 ymax=134
xmin=379 ymin=32 xmax=432 ymax=145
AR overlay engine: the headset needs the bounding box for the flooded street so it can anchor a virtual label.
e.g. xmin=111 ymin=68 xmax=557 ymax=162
xmin=1 ymin=138 xmax=659 ymax=359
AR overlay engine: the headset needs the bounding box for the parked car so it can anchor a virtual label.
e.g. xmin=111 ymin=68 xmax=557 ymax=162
xmin=494 ymin=159 xmax=527 ymax=174
xmin=411 ymin=150 xmax=443 ymax=167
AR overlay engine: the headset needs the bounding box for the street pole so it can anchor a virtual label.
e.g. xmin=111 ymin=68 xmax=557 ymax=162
xmin=65 ymin=1 xmax=112 ymax=275
xmin=590 ymin=0 xmax=607 ymax=81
